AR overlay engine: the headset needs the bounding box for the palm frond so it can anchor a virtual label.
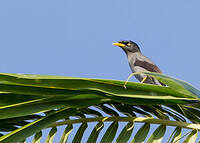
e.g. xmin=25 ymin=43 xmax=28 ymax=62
xmin=0 ymin=72 xmax=199 ymax=143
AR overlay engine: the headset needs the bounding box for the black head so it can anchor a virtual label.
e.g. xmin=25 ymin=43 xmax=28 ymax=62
xmin=112 ymin=40 xmax=141 ymax=53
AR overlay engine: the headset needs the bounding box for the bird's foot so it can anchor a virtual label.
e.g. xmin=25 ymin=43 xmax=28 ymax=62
xmin=141 ymin=76 xmax=147 ymax=83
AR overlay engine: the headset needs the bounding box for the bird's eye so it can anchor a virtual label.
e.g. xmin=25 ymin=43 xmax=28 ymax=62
xmin=127 ymin=43 xmax=131 ymax=47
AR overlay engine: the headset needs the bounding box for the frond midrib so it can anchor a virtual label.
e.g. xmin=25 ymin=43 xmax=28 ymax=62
xmin=48 ymin=116 xmax=200 ymax=130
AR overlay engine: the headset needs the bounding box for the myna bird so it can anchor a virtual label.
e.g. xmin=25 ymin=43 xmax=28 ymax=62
xmin=113 ymin=40 xmax=165 ymax=86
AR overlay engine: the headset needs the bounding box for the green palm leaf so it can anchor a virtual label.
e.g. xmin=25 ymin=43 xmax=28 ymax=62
xmin=0 ymin=72 xmax=199 ymax=143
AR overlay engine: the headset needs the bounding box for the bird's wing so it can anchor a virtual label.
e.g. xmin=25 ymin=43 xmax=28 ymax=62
xmin=134 ymin=59 xmax=162 ymax=73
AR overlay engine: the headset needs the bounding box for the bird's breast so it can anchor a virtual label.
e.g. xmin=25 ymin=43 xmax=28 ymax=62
xmin=127 ymin=53 xmax=139 ymax=72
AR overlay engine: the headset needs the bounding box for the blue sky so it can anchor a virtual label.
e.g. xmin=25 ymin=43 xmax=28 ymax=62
xmin=0 ymin=0 xmax=199 ymax=142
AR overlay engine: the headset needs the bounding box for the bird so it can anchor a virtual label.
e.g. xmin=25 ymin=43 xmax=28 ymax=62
xmin=112 ymin=40 xmax=165 ymax=86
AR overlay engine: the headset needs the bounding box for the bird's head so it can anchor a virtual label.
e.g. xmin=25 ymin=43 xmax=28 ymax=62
xmin=112 ymin=40 xmax=141 ymax=53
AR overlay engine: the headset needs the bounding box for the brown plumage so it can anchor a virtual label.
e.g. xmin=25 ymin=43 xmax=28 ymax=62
xmin=134 ymin=60 xmax=162 ymax=73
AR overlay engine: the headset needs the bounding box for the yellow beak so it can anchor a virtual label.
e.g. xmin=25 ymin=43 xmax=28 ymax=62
xmin=112 ymin=42 xmax=125 ymax=47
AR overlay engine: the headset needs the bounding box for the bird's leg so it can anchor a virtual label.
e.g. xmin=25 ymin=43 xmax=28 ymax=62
xmin=141 ymin=76 xmax=148 ymax=83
